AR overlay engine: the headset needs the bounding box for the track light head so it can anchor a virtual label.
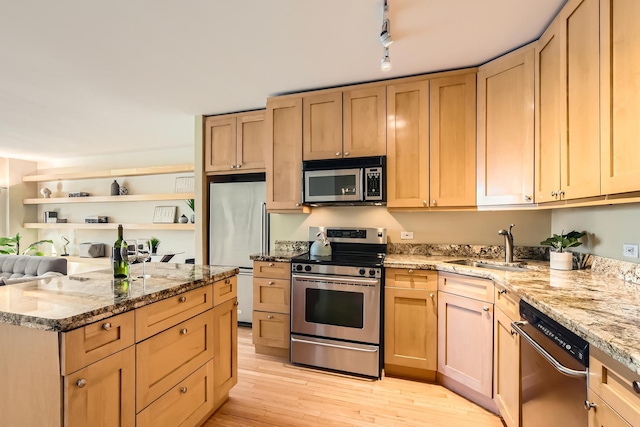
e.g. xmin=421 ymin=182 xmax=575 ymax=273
xmin=380 ymin=19 xmax=393 ymax=48
xmin=381 ymin=47 xmax=391 ymax=72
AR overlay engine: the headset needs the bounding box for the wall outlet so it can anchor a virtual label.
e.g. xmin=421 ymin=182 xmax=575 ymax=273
xmin=623 ymin=243 xmax=639 ymax=258
xmin=400 ymin=231 xmax=414 ymax=240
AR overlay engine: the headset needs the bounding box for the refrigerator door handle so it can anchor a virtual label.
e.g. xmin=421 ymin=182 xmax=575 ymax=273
xmin=261 ymin=202 xmax=270 ymax=253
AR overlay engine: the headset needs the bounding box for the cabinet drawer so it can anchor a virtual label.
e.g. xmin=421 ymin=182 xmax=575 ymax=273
xmin=136 ymin=310 xmax=213 ymax=411
xmin=587 ymin=392 xmax=631 ymax=427
xmin=61 ymin=311 xmax=135 ymax=375
xmin=254 ymin=261 xmax=291 ymax=279
xmin=253 ymin=277 xmax=290 ymax=314
xmin=494 ymin=285 xmax=520 ymax=322
xmin=137 ymin=360 xmax=214 ymax=427
xmin=386 ymin=268 xmax=437 ymax=290
xmin=136 ymin=286 xmax=213 ymax=342
xmin=252 ymin=312 xmax=290 ymax=349
xmin=438 ymin=272 xmax=494 ymax=303
xmin=589 ymin=347 xmax=640 ymax=426
xmin=213 ymin=275 xmax=237 ymax=307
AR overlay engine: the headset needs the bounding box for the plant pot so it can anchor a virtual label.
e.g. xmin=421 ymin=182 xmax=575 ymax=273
xmin=550 ymin=251 xmax=573 ymax=270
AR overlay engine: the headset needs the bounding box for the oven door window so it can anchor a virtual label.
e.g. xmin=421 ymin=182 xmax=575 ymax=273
xmin=305 ymin=288 xmax=363 ymax=329
xmin=304 ymin=169 xmax=362 ymax=202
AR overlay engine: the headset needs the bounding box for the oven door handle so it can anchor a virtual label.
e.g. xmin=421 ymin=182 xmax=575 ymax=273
xmin=511 ymin=321 xmax=587 ymax=379
xmin=291 ymin=336 xmax=379 ymax=353
xmin=292 ymin=274 xmax=380 ymax=286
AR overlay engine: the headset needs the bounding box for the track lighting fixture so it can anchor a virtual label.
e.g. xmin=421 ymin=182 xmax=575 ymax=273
xmin=380 ymin=19 xmax=393 ymax=48
xmin=381 ymin=47 xmax=391 ymax=72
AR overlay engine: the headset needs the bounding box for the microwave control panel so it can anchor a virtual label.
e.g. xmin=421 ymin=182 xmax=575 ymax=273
xmin=364 ymin=167 xmax=383 ymax=201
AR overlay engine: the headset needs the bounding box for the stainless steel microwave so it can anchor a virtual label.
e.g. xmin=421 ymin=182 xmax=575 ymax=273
xmin=302 ymin=156 xmax=386 ymax=205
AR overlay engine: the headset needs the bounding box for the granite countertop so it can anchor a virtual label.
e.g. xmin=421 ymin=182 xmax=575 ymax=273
xmin=385 ymin=254 xmax=640 ymax=375
xmin=0 ymin=263 xmax=238 ymax=332
xmin=250 ymin=250 xmax=306 ymax=262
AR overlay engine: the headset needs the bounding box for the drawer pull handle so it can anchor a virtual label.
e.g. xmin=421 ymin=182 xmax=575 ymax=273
xmin=267 ymin=315 xmax=274 ymax=319
xmin=498 ymin=289 xmax=507 ymax=295
xmin=268 ymin=262 xmax=274 ymax=267
xmin=510 ymin=330 xmax=516 ymax=336
xmin=483 ymin=306 xmax=489 ymax=312
xmin=76 ymin=379 xmax=87 ymax=388
xmin=583 ymin=400 xmax=597 ymax=411
xmin=102 ymin=323 xmax=111 ymax=331
xmin=180 ymin=387 xmax=188 ymax=394
xmin=178 ymin=296 xmax=187 ymax=303
xmin=634 ymin=380 xmax=640 ymax=394
xmin=268 ymin=281 xmax=274 ymax=285
xmin=180 ymin=328 xmax=188 ymax=335
xmin=408 ymin=269 xmax=413 ymax=274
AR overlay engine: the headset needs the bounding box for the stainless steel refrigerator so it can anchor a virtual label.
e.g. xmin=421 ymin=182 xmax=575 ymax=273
xmin=209 ymin=178 xmax=268 ymax=324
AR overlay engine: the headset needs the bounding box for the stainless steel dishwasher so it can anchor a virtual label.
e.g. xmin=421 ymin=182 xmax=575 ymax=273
xmin=512 ymin=300 xmax=589 ymax=427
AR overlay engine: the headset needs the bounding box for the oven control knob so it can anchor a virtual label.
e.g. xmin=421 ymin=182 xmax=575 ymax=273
xmin=359 ymin=268 xmax=366 ymax=276
xmin=369 ymin=269 xmax=376 ymax=276
xmin=295 ymin=265 xmax=302 ymax=271
xmin=304 ymin=265 xmax=312 ymax=272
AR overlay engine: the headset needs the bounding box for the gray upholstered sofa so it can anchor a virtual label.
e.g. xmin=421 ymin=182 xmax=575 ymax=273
xmin=0 ymin=255 xmax=68 ymax=285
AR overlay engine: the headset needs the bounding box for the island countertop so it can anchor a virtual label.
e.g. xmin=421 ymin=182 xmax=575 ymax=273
xmin=0 ymin=263 xmax=238 ymax=332
xmin=384 ymin=254 xmax=640 ymax=376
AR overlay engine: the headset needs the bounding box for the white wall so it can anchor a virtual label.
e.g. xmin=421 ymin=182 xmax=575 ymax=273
xmin=271 ymin=207 xmax=552 ymax=247
xmin=35 ymin=148 xmax=195 ymax=262
xmin=552 ymin=203 xmax=640 ymax=263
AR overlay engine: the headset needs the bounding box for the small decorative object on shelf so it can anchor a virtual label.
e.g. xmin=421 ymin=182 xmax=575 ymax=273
xmin=185 ymin=199 xmax=195 ymax=223
xmin=179 ymin=214 xmax=189 ymax=224
xmin=60 ymin=236 xmax=70 ymax=256
xmin=111 ymin=180 xmax=120 ymax=196
xmin=40 ymin=187 xmax=51 ymax=198
xmin=68 ymin=192 xmax=90 ymax=197
xmin=153 ymin=206 xmax=177 ymax=223
xmin=119 ymin=185 xmax=129 ymax=195
xmin=540 ymin=230 xmax=586 ymax=271
xmin=84 ymin=215 xmax=108 ymax=223
xmin=150 ymin=236 xmax=160 ymax=254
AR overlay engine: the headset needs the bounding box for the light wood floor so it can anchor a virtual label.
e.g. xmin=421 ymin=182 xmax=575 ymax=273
xmin=205 ymin=327 xmax=504 ymax=427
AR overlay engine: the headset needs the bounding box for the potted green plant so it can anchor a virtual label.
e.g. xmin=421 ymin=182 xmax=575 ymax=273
xmin=0 ymin=233 xmax=54 ymax=256
xmin=540 ymin=230 xmax=585 ymax=270
xmin=185 ymin=199 xmax=195 ymax=223
xmin=150 ymin=236 xmax=160 ymax=255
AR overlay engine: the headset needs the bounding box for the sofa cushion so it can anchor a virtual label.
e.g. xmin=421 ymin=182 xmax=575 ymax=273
xmin=0 ymin=255 xmax=67 ymax=280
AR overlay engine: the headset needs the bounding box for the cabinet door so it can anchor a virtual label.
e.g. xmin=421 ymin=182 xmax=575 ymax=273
xmin=252 ymin=311 xmax=290 ymax=349
xmin=212 ymin=297 xmax=238 ymax=411
xmin=560 ymin=0 xmax=601 ymax=199
xmin=477 ymin=44 xmax=535 ymax=205
xmin=429 ymin=74 xmax=476 ymax=207
xmin=265 ymin=97 xmax=303 ymax=211
xmin=343 ymin=86 xmax=386 ymax=158
xmin=253 ymin=276 xmax=290 ymax=314
xmin=387 ymin=80 xmax=430 ymax=208
xmin=64 ymin=346 xmax=135 ymax=427
xmin=204 ymin=116 xmax=237 ymax=173
xmin=535 ymin=21 xmax=563 ymax=203
xmin=438 ymin=291 xmax=494 ymax=398
xmin=303 ymin=92 xmax=343 ymax=160
xmin=494 ymin=307 xmax=520 ymax=427
xmin=237 ymin=112 xmax=266 ymax=171
xmin=600 ymin=0 xmax=640 ymax=195
xmin=385 ymin=287 xmax=437 ymax=372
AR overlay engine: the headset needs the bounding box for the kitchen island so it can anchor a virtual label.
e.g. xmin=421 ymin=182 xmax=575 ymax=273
xmin=0 ymin=262 xmax=238 ymax=427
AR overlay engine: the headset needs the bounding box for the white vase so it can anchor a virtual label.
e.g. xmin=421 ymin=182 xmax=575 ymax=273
xmin=550 ymin=251 xmax=573 ymax=270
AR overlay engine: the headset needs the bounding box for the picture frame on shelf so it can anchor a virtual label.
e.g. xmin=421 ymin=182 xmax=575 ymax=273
xmin=174 ymin=176 xmax=195 ymax=194
xmin=153 ymin=206 xmax=177 ymax=223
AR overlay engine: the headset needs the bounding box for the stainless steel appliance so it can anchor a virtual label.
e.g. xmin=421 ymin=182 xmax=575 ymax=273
xmin=290 ymin=226 xmax=386 ymax=378
xmin=512 ymin=300 xmax=589 ymax=427
xmin=209 ymin=174 xmax=269 ymax=325
xmin=302 ymin=156 xmax=385 ymax=205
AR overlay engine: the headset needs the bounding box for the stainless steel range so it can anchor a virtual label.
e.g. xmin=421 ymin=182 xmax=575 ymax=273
xmin=290 ymin=226 xmax=386 ymax=379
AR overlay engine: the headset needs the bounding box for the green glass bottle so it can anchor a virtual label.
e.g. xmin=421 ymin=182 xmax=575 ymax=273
xmin=112 ymin=224 xmax=129 ymax=279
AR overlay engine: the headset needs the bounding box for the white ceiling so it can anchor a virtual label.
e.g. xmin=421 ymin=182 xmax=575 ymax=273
xmin=0 ymin=0 xmax=566 ymax=162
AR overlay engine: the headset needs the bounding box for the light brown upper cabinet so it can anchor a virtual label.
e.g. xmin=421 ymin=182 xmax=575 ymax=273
xmin=477 ymin=43 xmax=535 ymax=206
xmin=204 ymin=111 xmax=266 ymax=174
xmin=429 ymin=74 xmax=477 ymax=207
xmin=265 ymin=97 xmax=304 ymax=212
xmin=600 ymin=0 xmax=640 ymax=195
xmin=303 ymin=87 xmax=387 ymax=161
xmin=387 ymin=80 xmax=430 ymax=208
xmin=343 ymin=86 xmax=387 ymax=158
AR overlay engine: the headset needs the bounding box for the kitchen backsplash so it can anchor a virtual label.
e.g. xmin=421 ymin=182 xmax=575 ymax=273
xmin=591 ymin=256 xmax=640 ymax=285
xmin=274 ymin=240 xmax=309 ymax=253
xmin=387 ymin=243 xmax=549 ymax=260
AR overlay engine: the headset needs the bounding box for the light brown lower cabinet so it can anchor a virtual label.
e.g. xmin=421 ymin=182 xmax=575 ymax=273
xmin=64 ymin=346 xmax=136 ymax=427
xmin=212 ymin=297 xmax=239 ymax=410
xmin=493 ymin=305 xmax=520 ymax=427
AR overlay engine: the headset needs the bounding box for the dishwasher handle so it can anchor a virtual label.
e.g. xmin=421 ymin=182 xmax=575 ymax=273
xmin=511 ymin=321 xmax=588 ymax=379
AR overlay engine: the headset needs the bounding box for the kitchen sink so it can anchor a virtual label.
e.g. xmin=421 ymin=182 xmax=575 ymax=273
xmin=446 ymin=259 xmax=530 ymax=272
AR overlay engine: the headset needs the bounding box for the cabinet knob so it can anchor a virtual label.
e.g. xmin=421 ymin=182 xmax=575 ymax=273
xmin=295 ymin=203 xmax=301 ymax=207
xmin=583 ymin=400 xmax=597 ymax=411
xmin=482 ymin=306 xmax=489 ymax=312
xmin=236 ymin=164 xmax=242 ymax=169
xmin=234 ymin=300 xmax=239 ymax=306
xmin=422 ymin=200 xmax=427 ymax=207
xmin=344 ymin=151 xmax=350 ymax=156
xmin=178 ymin=296 xmax=187 ymax=303
xmin=429 ymin=293 xmax=434 ymax=298
xmin=268 ymin=281 xmax=274 ymax=285
xmin=225 ymin=278 xmax=231 ymax=284
xmin=633 ymin=380 xmax=640 ymax=394
xmin=76 ymin=379 xmax=87 ymax=388
xmin=180 ymin=387 xmax=188 ymax=394
xmin=498 ymin=289 xmax=507 ymax=295
xmin=432 ymin=200 xmax=437 ymax=206
xmin=268 ymin=262 xmax=274 ymax=267
xmin=335 ymin=152 xmax=341 ymax=156
xmin=408 ymin=269 xmax=413 ymax=274
xmin=559 ymin=190 xmax=565 ymax=196
xmin=510 ymin=329 xmax=517 ymax=336
xmin=102 ymin=322 xmax=111 ymax=331
xmin=267 ymin=315 xmax=274 ymax=319
xmin=180 ymin=328 xmax=188 ymax=335
xmin=551 ymin=191 xmax=557 ymax=197
xmin=230 ymin=165 xmax=236 ymax=169
xmin=524 ymin=195 xmax=532 ymax=202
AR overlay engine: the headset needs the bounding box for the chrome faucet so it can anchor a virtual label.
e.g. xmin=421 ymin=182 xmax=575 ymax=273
xmin=498 ymin=224 xmax=515 ymax=263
